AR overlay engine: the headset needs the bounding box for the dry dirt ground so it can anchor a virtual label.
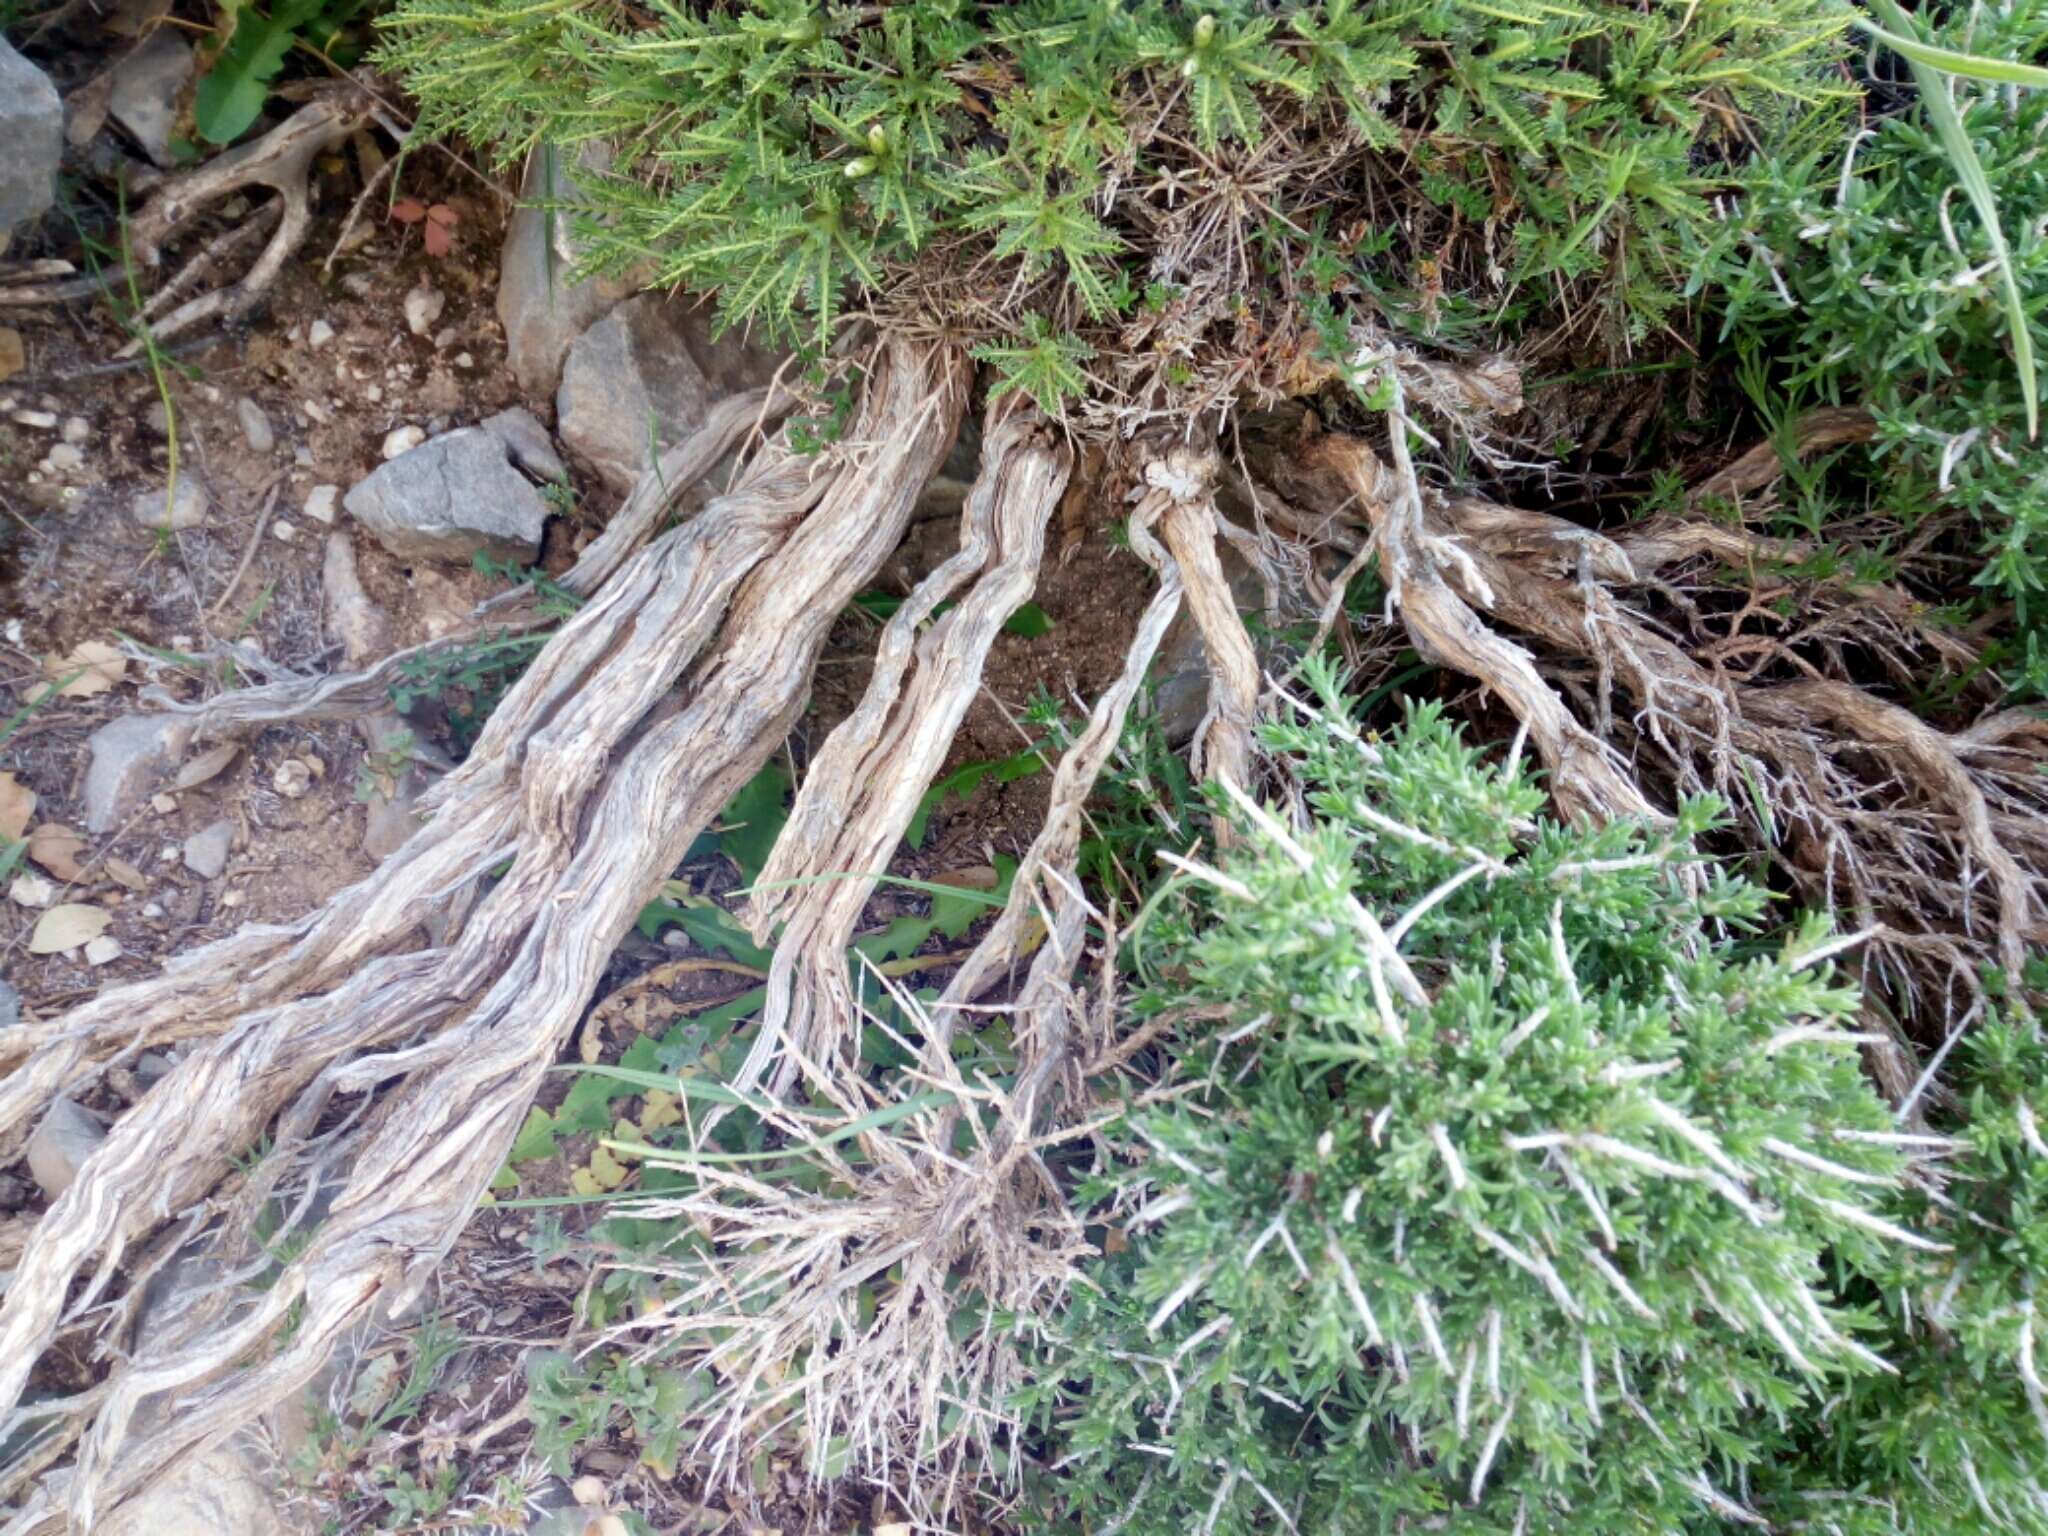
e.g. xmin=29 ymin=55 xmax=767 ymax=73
xmin=0 ymin=141 xmax=1160 ymax=1533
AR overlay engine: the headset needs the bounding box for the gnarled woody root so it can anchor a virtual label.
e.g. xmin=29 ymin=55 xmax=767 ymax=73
xmin=1255 ymin=405 xmax=2044 ymax=1030
xmin=609 ymin=439 xmax=1224 ymax=1518
xmin=736 ymin=401 xmax=1074 ymax=1100
xmin=0 ymin=339 xmax=965 ymax=1534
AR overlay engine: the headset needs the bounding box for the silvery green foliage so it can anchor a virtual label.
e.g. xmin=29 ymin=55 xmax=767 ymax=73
xmin=1021 ymin=658 xmax=1931 ymax=1534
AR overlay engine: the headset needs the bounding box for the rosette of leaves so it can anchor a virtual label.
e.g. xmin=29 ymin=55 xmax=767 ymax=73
xmin=1018 ymin=658 xmax=1927 ymax=1535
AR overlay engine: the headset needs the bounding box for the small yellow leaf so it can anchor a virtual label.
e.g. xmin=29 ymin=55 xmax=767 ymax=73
xmin=586 ymin=1142 xmax=631 ymax=1190
xmin=43 ymin=640 xmax=125 ymax=699
xmin=569 ymin=1166 xmax=605 ymax=1197
xmin=639 ymin=1088 xmax=682 ymax=1132
xmin=27 ymin=824 xmax=87 ymax=882
xmin=0 ymin=773 xmax=33 ymax=842
xmin=105 ymin=857 xmax=147 ymax=891
xmin=29 ymin=902 xmax=111 ymax=954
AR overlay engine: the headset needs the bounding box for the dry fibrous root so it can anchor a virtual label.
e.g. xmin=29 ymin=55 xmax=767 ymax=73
xmin=0 ymin=340 xmax=964 ymax=1534
xmin=106 ymin=87 xmax=378 ymax=355
xmin=737 ymin=400 xmax=1073 ymax=1100
xmin=1256 ymin=400 xmax=2044 ymax=1031
xmin=611 ymin=439 xmax=1215 ymax=1519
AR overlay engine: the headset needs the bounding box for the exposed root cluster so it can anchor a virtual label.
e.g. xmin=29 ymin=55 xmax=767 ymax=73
xmin=1251 ymin=389 xmax=2044 ymax=1051
xmin=1 ymin=324 xmax=2040 ymax=1534
xmin=0 ymin=342 xmax=963 ymax=1534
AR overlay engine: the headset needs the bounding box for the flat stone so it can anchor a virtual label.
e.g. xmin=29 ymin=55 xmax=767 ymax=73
xmin=481 ymin=405 xmax=567 ymax=483
xmin=131 ymin=475 xmax=209 ymax=532
xmin=181 ymin=818 xmax=234 ymax=879
xmin=303 ymin=483 xmax=340 ymax=524
xmin=344 ymin=427 xmax=548 ymax=564
xmin=98 ymin=1447 xmax=292 ymax=1536
xmin=235 ymin=396 xmax=274 ymax=454
xmin=108 ymin=29 xmax=194 ymax=169
xmin=496 ymin=143 xmax=644 ymax=398
xmin=556 ymin=293 xmax=783 ymax=494
xmin=0 ymin=39 xmax=61 ymax=238
xmin=84 ymin=713 xmax=194 ymax=832
xmin=0 ymin=978 xmax=18 ymax=1027
xmin=27 ymin=1099 xmax=104 ymax=1201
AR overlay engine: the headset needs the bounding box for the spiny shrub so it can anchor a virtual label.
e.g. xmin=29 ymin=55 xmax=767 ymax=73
xmin=1743 ymin=996 xmax=2048 ymax=1535
xmin=377 ymin=0 xmax=1851 ymax=400
xmin=1702 ymin=0 xmax=2048 ymax=690
xmin=1017 ymin=659 xmax=1991 ymax=1535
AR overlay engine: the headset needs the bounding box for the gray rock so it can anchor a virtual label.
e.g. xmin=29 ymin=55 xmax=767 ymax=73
xmin=481 ymin=405 xmax=567 ymax=483
xmin=84 ymin=714 xmax=195 ymax=832
xmin=108 ymin=30 xmax=194 ymax=169
xmin=235 ymin=396 xmax=274 ymax=454
xmin=181 ymin=818 xmax=234 ymax=879
xmin=131 ymin=475 xmax=209 ymax=532
xmin=0 ymin=39 xmax=61 ymax=239
xmin=27 ymin=1099 xmax=104 ymax=1201
xmin=343 ymin=428 xmax=548 ymax=564
xmin=322 ymin=530 xmax=393 ymax=666
xmin=556 ymin=293 xmax=783 ymax=494
xmin=0 ymin=977 xmax=18 ymax=1027
xmin=497 ymin=143 xmax=643 ymax=398
xmin=98 ymin=1447 xmax=292 ymax=1536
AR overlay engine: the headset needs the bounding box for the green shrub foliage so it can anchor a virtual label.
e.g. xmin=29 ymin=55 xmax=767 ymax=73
xmin=1700 ymin=0 xmax=2048 ymax=688
xmin=1019 ymin=661 xmax=2044 ymax=1535
xmin=378 ymin=0 xmax=1850 ymax=387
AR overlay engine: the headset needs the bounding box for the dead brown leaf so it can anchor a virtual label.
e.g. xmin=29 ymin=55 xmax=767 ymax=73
xmin=0 ymin=773 xmax=33 ymax=842
xmin=105 ymin=857 xmax=148 ymax=892
xmin=40 ymin=640 xmax=126 ymax=700
xmin=27 ymin=824 xmax=88 ymax=882
xmin=173 ymin=742 xmax=240 ymax=791
xmin=29 ymin=902 xmax=110 ymax=955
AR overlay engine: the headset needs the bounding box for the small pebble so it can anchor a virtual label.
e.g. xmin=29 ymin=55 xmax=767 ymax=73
xmin=380 ymin=424 xmax=426 ymax=460
xmin=302 ymin=399 xmax=329 ymax=425
xmin=403 ymin=284 xmax=446 ymax=338
xmin=131 ymin=476 xmax=209 ymax=532
xmin=308 ymin=319 xmax=336 ymax=348
xmin=236 ymin=396 xmax=275 ymax=454
xmin=141 ymin=901 xmax=165 ymax=919
xmin=12 ymin=409 xmax=56 ymax=429
xmin=46 ymin=443 xmax=82 ymax=473
xmin=61 ymin=416 xmax=89 ymax=445
xmin=272 ymin=759 xmax=313 ymax=798
xmin=84 ymin=936 xmax=121 ymax=966
xmin=9 ymin=874 xmax=55 ymax=909
xmin=366 ymin=384 xmax=383 ymax=403
xmin=272 ymin=520 xmax=296 ymax=543
xmin=453 ymin=352 xmax=474 ymax=370
xmin=220 ymin=889 xmax=244 ymax=909
xmin=151 ymin=793 xmax=178 ymax=815
xmin=304 ymin=484 xmax=340 ymax=524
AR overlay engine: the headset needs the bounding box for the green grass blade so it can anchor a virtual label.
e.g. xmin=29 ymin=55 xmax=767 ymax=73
xmin=1863 ymin=0 xmax=2038 ymax=439
xmin=1853 ymin=17 xmax=2048 ymax=86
